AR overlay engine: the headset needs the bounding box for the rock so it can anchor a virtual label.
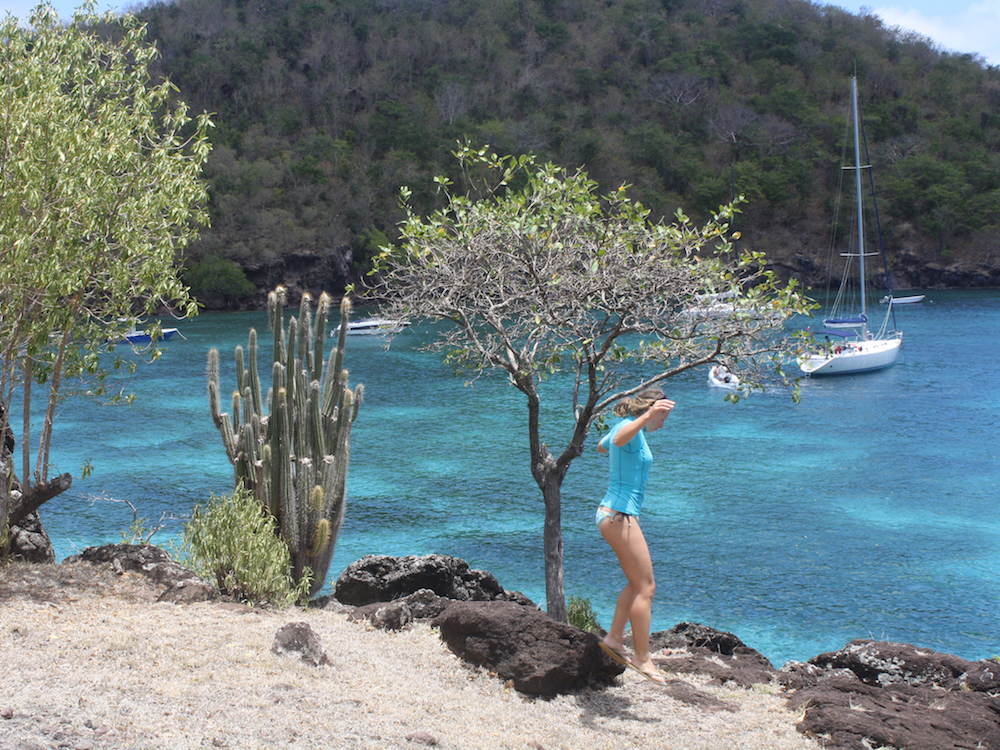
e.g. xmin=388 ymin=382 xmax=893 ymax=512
xmin=348 ymin=589 xmax=452 ymax=630
xmin=350 ymin=599 xmax=413 ymax=631
xmin=782 ymin=640 xmax=1000 ymax=750
xmin=334 ymin=554 xmax=531 ymax=607
xmin=650 ymin=622 xmax=777 ymax=688
xmin=271 ymin=622 xmax=329 ymax=666
xmin=405 ymin=731 xmax=437 ymax=746
xmin=65 ymin=544 xmax=215 ymax=602
xmin=8 ymin=511 xmax=55 ymax=563
xmin=651 ymin=621 xmax=760 ymax=657
xmin=806 ymin=638 xmax=999 ymax=690
xmin=433 ymin=600 xmax=624 ymax=696
xmin=158 ymin=577 xmax=217 ymax=604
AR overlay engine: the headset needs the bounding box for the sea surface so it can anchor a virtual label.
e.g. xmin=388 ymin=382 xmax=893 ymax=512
xmin=22 ymin=290 xmax=1000 ymax=668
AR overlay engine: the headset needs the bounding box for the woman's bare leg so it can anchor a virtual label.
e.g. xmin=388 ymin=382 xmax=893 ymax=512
xmin=599 ymin=515 xmax=660 ymax=677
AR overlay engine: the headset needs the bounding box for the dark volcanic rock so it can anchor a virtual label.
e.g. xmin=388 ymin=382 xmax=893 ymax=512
xmin=334 ymin=553 xmax=531 ymax=607
xmin=348 ymin=588 xmax=452 ymax=630
xmin=433 ymin=600 xmax=624 ymax=696
xmin=8 ymin=511 xmax=55 ymax=563
xmin=271 ymin=621 xmax=329 ymax=666
xmin=650 ymin=622 xmax=777 ymax=688
xmin=807 ymin=638 xmax=1000 ymax=690
xmin=65 ymin=543 xmax=215 ymax=603
xmin=782 ymin=640 xmax=1000 ymax=750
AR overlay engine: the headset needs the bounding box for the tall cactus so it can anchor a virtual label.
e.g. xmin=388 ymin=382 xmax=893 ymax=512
xmin=208 ymin=286 xmax=362 ymax=597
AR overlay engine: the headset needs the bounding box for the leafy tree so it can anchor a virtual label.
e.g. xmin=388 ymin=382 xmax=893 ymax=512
xmin=371 ymin=145 xmax=812 ymax=621
xmin=185 ymin=255 xmax=256 ymax=307
xmin=0 ymin=4 xmax=212 ymax=540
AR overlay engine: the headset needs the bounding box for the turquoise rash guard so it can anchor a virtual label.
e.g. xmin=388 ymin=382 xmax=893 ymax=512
xmin=598 ymin=417 xmax=653 ymax=517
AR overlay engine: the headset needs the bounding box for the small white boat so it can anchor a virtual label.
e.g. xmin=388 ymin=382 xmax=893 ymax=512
xmin=880 ymin=295 xmax=925 ymax=305
xmin=708 ymin=365 xmax=740 ymax=389
xmin=333 ymin=317 xmax=410 ymax=336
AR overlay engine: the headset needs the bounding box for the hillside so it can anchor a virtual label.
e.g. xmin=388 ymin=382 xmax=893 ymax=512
xmin=134 ymin=0 xmax=1000 ymax=305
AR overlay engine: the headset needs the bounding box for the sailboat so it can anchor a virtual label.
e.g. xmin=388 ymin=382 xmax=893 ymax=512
xmin=798 ymin=76 xmax=902 ymax=376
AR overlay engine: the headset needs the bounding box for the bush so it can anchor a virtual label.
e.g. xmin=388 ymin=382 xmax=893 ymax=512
xmin=184 ymin=255 xmax=255 ymax=306
xmin=177 ymin=486 xmax=311 ymax=607
xmin=567 ymin=595 xmax=601 ymax=633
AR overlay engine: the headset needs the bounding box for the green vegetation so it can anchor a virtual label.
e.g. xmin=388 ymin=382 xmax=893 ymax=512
xmin=207 ymin=288 xmax=362 ymax=597
xmin=184 ymin=255 xmax=256 ymax=307
xmin=178 ymin=486 xmax=311 ymax=607
xmin=0 ymin=5 xmax=211 ymax=541
xmin=132 ymin=0 xmax=1000 ymax=289
xmin=567 ymin=595 xmax=602 ymax=634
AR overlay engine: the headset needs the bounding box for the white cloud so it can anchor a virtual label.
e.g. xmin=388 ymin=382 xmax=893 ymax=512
xmin=873 ymin=2 xmax=1000 ymax=66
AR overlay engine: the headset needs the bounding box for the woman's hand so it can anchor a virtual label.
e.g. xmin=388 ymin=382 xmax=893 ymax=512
xmin=613 ymin=398 xmax=676 ymax=445
xmin=643 ymin=398 xmax=675 ymax=433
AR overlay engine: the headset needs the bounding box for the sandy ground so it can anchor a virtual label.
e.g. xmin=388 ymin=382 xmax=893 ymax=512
xmin=0 ymin=562 xmax=825 ymax=750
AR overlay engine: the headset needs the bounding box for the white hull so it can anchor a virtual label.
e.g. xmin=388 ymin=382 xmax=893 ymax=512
xmin=708 ymin=366 xmax=740 ymax=389
xmin=798 ymin=335 xmax=901 ymax=375
xmin=333 ymin=317 xmax=409 ymax=336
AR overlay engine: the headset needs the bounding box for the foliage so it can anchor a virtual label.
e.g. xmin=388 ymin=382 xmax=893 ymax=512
xmin=184 ymin=255 xmax=256 ymax=307
xmin=0 ymin=3 xmax=212 ymax=535
xmin=567 ymin=595 xmax=602 ymax=634
xmin=135 ymin=0 xmax=1000 ymax=286
xmin=371 ymin=145 xmax=813 ymax=619
xmin=98 ymin=496 xmax=174 ymax=544
xmin=178 ymin=486 xmax=311 ymax=607
xmin=207 ymin=288 xmax=362 ymax=597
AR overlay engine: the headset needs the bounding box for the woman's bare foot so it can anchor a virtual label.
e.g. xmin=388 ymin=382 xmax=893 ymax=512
xmin=633 ymin=656 xmax=667 ymax=686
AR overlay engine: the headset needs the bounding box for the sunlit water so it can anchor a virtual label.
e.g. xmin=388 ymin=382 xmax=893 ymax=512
xmin=22 ymin=290 xmax=999 ymax=668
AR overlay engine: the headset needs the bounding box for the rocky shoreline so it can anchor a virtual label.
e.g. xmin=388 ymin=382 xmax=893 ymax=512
xmin=3 ymin=545 xmax=999 ymax=750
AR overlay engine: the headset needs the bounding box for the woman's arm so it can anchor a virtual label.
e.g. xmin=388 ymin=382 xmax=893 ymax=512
xmin=597 ymin=433 xmax=610 ymax=454
xmin=612 ymin=399 xmax=675 ymax=446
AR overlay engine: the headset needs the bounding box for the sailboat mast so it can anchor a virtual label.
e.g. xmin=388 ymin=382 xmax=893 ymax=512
xmin=852 ymin=76 xmax=867 ymax=322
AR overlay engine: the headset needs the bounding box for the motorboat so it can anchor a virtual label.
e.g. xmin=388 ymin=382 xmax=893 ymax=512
xmin=880 ymin=295 xmax=925 ymax=305
xmin=798 ymin=77 xmax=903 ymax=377
xmin=114 ymin=322 xmax=179 ymax=345
xmin=708 ymin=365 xmax=740 ymax=389
xmin=333 ymin=317 xmax=410 ymax=336
xmin=124 ymin=328 xmax=178 ymax=343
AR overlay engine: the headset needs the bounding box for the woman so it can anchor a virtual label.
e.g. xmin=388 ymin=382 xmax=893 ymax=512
xmin=595 ymin=387 xmax=675 ymax=685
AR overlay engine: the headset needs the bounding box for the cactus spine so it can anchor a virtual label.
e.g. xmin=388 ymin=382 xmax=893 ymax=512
xmin=208 ymin=287 xmax=362 ymax=597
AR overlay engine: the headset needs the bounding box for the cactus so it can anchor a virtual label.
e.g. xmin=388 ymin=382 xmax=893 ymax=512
xmin=208 ymin=286 xmax=362 ymax=597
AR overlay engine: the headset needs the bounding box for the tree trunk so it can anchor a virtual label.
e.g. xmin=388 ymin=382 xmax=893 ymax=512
xmin=541 ymin=471 xmax=566 ymax=622
xmin=8 ymin=473 xmax=72 ymax=528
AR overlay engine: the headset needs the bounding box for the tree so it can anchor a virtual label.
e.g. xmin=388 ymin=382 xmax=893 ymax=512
xmin=372 ymin=145 xmax=812 ymax=621
xmin=0 ymin=4 xmax=212 ymax=542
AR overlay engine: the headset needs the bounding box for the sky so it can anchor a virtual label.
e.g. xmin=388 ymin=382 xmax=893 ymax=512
xmin=0 ymin=0 xmax=998 ymax=67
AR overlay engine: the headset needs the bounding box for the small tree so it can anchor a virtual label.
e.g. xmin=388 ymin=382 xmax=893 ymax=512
xmin=0 ymin=4 xmax=212 ymax=541
xmin=372 ymin=145 xmax=812 ymax=621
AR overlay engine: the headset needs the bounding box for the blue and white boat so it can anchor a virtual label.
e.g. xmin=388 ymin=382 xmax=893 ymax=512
xmin=332 ymin=317 xmax=410 ymax=336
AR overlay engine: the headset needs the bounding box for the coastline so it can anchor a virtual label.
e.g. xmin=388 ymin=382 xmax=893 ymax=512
xmin=1 ymin=561 xmax=821 ymax=750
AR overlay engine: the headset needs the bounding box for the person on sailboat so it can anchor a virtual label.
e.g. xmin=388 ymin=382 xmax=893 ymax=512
xmin=594 ymin=387 xmax=675 ymax=686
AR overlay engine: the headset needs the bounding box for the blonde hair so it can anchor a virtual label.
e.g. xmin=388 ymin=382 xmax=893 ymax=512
xmin=613 ymin=387 xmax=665 ymax=418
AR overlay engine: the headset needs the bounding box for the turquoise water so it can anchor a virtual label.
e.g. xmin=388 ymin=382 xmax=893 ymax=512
xmin=25 ymin=290 xmax=1000 ymax=668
